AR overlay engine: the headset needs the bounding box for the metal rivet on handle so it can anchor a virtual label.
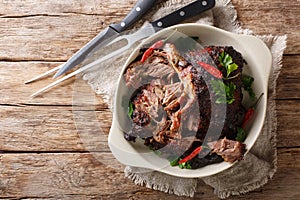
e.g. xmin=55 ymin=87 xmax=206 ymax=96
xmin=121 ymin=22 xmax=126 ymax=27
xmin=136 ymin=7 xmax=141 ymax=12
xmin=202 ymin=1 xmax=208 ymax=6
xmin=180 ymin=11 xmax=185 ymax=16
xmin=157 ymin=21 xmax=163 ymax=27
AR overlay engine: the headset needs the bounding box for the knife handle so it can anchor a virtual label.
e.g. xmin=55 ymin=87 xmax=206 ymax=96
xmin=110 ymin=0 xmax=157 ymax=33
xmin=151 ymin=0 xmax=215 ymax=29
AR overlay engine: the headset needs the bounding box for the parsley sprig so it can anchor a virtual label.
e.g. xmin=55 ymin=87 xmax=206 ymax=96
xmin=242 ymin=75 xmax=256 ymax=101
xmin=236 ymin=127 xmax=247 ymax=142
xmin=169 ymin=157 xmax=192 ymax=169
xmin=211 ymin=80 xmax=236 ymax=104
xmin=128 ymin=101 xmax=134 ymax=118
xmin=219 ymin=52 xmax=239 ymax=78
xmin=179 ymin=161 xmax=192 ymax=169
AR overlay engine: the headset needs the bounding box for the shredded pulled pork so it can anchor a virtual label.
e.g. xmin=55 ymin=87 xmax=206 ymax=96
xmin=123 ymin=42 xmax=248 ymax=168
xmin=208 ymin=138 xmax=246 ymax=163
xmin=126 ymin=43 xmax=200 ymax=152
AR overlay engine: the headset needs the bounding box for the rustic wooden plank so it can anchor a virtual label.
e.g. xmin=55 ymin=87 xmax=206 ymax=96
xmin=0 ymin=99 xmax=298 ymax=151
xmin=0 ymin=0 xmax=135 ymax=17
xmin=276 ymin=55 xmax=300 ymax=100
xmin=232 ymin=0 xmax=300 ymax=54
xmin=0 ymin=0 xmax=298 ymax=62
xmin=0 ymin=0 xmax=141 ymax=61
xmin=0 ymin=149 xmax=299 ymax=199
xmin=0 ymin=15 xmax=110 ymax=61
xmin=0 ymin=105 xmax=111 ymax=152
xmin=0 ymin=152 xmax=197 ymax=199
xmin=0 ymin=62 xmax=109 ymax=106
xmin=277 ymin=100 xmax=300 ymax=147
xmin=0 ymin=55 xmax=299 ymax=106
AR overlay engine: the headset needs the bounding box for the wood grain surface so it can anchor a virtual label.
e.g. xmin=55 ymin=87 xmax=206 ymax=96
xmin=0 ymin=0 xmax=299 ymax=199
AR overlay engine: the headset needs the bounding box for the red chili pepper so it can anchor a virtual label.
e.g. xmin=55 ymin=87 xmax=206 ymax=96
xmin=178 ymin=146 xmax=202 ymax=164
xmin=241 ymin=108 xmax=255 ymax=128
xmin=197 ymin=61 xmax=223 ymax=79
xmin=242 ymin=93 xmax=264 ymax=128
xmin=140 ymin=30 xmax=177 ymax=63
xmin=140 ymin=40 xmax=164 ymax=63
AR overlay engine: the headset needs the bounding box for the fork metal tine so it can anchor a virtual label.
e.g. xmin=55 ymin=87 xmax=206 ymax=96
xmin=24 ymin=64 xmax=63 ymax=84
xmin=30 ymin=24 xmax=157 ymax=97
xmin=30 ymin=43 xmax=132 ymax=98
xmin=105 ymin=24 xmax=155 ymax=47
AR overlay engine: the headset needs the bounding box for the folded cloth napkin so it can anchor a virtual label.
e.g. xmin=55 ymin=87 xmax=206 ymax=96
xmin=80 ymin=0 xmax=287 ymax=198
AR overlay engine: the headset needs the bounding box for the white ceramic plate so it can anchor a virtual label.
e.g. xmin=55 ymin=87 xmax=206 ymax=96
xmin=108 ymin=24 xmax=272 ymax=178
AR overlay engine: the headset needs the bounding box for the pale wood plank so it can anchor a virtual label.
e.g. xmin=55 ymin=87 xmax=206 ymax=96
xmin=0 ymin=149 xmax=299 ymax=199
xmin=0 ymin=56 xmax=299 ymax=106
xmin=0 ymin=105 xmax=111 ymax=152
xmin=276 ymin=55 xmax=300 ymax=100
xmin=232 ymin=0 xmax=300 ymax=54
xmin=0 ymin=0 xmax=298 ymax=62
xmin=277 ymin=100 xmax=300 ymax=147
xmin=0 ymin=15 xmax=110 ymax=61
xmin=0 ymin=62 xmax=108 ymax=106
xmin=0 ymin=99 xmax=298 ymax=151
xmin=0 ymin=0 xmax=134 ymax=17
xmin=0 ymin=152 xmax=201 ymax=199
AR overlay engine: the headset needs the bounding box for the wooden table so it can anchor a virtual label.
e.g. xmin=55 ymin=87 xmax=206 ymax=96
xmin=1 ymin=0 xmax=299 ymax=199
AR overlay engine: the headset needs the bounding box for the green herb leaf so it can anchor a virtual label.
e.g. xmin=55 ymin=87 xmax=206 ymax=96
xmin=236 ymin=127 xmax=247 ymax=142
xmin=227 ymin=63 xmax=239 ymax=77
xmin=211 ymin=80 xmax=226 ymax=96
xmin=242 ymin=75 xmax=256 ymax=101
xmin=128 ymin=101 xmax=134 ymax=118
xmin=178 ymin=161 xmax=192 ymax=169
xmin=186 ymin=163 xmax=192 ymax=169
xmin=219 ymin=52 xmax=239 ymax=77
xmin=221 ymin=52 xmax=233 ymax=67
xmin=169 ymin=157 xmax=179 ymax=167
xmin=225 ymin=82 xmax=236 ymax=104
xmin=242 ymin=75 xmax=254 ymax=88
xmin=211 ymin=80 xmax=236 ymax=104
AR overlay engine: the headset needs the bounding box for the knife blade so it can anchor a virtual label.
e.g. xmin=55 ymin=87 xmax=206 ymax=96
xmin=53 ymin=0 xmax=158 ymax=78
xmin=25 ymin=0 xmax=157 ymax=84
xmin=31 ymin=0 xmax=215 ymax=97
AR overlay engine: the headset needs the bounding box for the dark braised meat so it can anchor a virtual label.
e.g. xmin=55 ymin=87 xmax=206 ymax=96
xmin=123 ymin=43 xmax=247 ymax=168
xmin=208 ymin=138 xmax=246 ymax=163
xmin=189 ymin=153 xmax=224 ymax=169
xmin=185 ymin=46 xmax=246 ymax=141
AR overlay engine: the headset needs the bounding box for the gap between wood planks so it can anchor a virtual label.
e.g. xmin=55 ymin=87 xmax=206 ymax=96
xmin=0 ymin=12 xmax=108 ymax=19
xmin=0 ymin=150 xmax=109 ymax=154
xmin=0 ymin=59 xmax=67 ymax=63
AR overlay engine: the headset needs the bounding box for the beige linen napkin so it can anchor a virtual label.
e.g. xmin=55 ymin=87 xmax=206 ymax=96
xmin=81 ymin=0 xmax=287 ymax=198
